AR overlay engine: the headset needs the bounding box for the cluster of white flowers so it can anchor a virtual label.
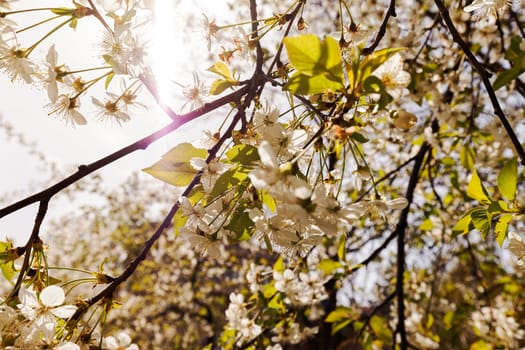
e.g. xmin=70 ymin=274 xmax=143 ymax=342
xmin=247 ymin=132 xmax=408 ymax=254
xmin=1 ymin=0 xmax=525 ymax=347
xmin=0 ymin=0 xmax=151 ymax=126
xmin=273 ymin=268 xmax=329 ymax=307
xmin=224 ymin=293 xmax=262 ymax=345
xmin=179 ymin=191 xmax=234 ymax=258
xmin=0 ymin=283 xmax=140 ymax=349
xmin=470 ymin=295 xmax=525 ymax=348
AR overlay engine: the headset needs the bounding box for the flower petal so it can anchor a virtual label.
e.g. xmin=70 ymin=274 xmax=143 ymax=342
xmin=40 ymin=285 xmax=65 ymax=307
xmin=51 ymin=304 xmax=77 ymax=319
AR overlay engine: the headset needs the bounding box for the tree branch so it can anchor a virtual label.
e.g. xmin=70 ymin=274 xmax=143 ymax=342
xmin=362 ymin=0 xmax=396 ymax=55
xmin=433 ymin=0 xmax=525 ymax=165
xmin=9 ymin=199 xmax=48 ymax=299
xmin=0 ymin=85 xmax=249 ymax=219
xmin=394 ymin=142 xmax=430 ymax=349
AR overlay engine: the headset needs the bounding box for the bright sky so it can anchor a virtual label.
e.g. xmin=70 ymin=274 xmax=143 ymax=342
xmin=0 ymin=0 xmax=229 ymax=245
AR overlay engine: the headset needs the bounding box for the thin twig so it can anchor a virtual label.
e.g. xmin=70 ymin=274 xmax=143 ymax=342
xmin=9 ymin=199 xmax=49 ymax=299
xmin=362 ymin=0 xmax=396 ymax=55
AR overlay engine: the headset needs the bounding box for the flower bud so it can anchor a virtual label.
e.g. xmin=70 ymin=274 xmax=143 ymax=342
xmin=392 ymin=110 xmax=417 ymax=131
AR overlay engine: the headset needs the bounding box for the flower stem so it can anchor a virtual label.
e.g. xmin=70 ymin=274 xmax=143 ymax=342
xmin=25 ymin=17 xmax=72 ymax=56
xmin=16 ymin=14 xmax=62 ymax=34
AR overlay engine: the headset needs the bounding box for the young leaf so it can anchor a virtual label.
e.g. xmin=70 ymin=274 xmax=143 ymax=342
xmin=284 ymin=34 xmax=345 ymax=94
xmin=355 ymin=47 xmax=404 ymax=87
xmin=143 ymin=143 xmax=208 ymax=187
xmin=318 ymin=259 xmax=343 ymax=275
xmin=460 ymin=145 xmax=475 ymax=170
xmin=268 ymin=293 xmax=285 ymax=312
xmin=325 ymin=306 xmax=358 ymax=335
xmin=470 ymin=208 xmax=490 ymax=239
xmin=105 ymin=72 xmax=115 ymax=90
xmin=0 ymin=241 xmax=17 ymax=282
xmin=494 ymin=213 xmax=513 ymax=246
xmin=225 ymin=201 xmax=254 ymax=241
xmin=226 ymin=144 xmax=259 ymax=164
xmin=467 ymin=169 xmax=491 ymax=204
xmin=337 ymin=235 xmax=346 ymax=262
xmin=286 ymin=74 xmax=341 ymax=95
xmin=497 ymin=157 xmax=517 ymax=201
xmin=284 ymin=34 xmax=343 ymax=79
xmin=207 ymin=61 xmax=233 ymax=80
xmin=493 ymin=36 xmax=525 ymax=90
xmin=208 ymin=166 xmax=249 ymax=201
xmin=209 ymin=79 xmax=233 ymax=95
xmin=452 ymin=212 xmax=473 ymax=236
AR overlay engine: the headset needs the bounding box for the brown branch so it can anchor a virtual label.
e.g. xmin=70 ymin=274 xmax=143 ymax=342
xmin=266 ymin=1 xmax=304 ymax=74
xmin=67 ymin=50 xmax=269 ymax=326
xmin=8 ymin=199 xmax=49 ymax=300
xmin=0 ymin=85 xmax=249 ymax=219
xmin=356 ymin=143 xmax=430 ymax=269
xmin=67 ymin=103 xmax=251 ymax=324
xmin=394 ymin=142 xmax=430 ymax=350
xmin=357 ymin=151 xmax=422 ymax=201
xmin=249 ymin=0 xmax=264 ymax=74
xmin=362 ymin=0 xmax=396 ymax=55
xmin=433 ymin=0 xmax=525 ymax=165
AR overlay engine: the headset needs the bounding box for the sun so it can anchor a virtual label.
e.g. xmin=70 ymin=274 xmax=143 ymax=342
xmin=152 ymin=1 xmax=183 ymax=102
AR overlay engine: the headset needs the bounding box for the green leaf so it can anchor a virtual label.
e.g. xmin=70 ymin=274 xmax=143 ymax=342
xmin=493 ymin=36 xmax=525 ymax=90
xmin=209 ymin=79 xmax=233 ymax=95
xmin=494 ymin=213 xmax=513 ymax=246
xmin=207 ymin=62 xmax=238 ymax=95
xmin=497 ymin=157 xmax=517 ymax=201
xmin=452 ymin=212 xmax=474 ymax=236
xmin=273 ymin=256 xmax=284 ymax=273
xmin=325 ymin=306 xmax=358 ymax=335
xmin=102 ymin=54 xmax=113 ymax=65
xmin=369 ymin=315 xmax=392 ymax=341
xmin=226 ymin=144 xmax=259 ymax=164
xmin=460 ymin=145 xmax=475 ymax=170
xmin=286 ymin=72 xmax=344 ymax=95
xmin=470 ymin=208 xmax=490 ymax=239
xmin=467 ymin=169 xmax=491 ymax=204
xmin=325 ymin=307 xmax=355 ymax=323
xmin=69 ymin=17 xmax=78 ymax=29
xmin=469 ymin=340 xmax=493 ymax=350
xmin=363 ymin=75 xmax=386 ymax=94
xmin=261 ymin=190 xmax=277 ymax=212
xmin=104 ymin=72 xmax=115 ymax=90
xmin=356 ymin=47 xmax=405 ymax=87
xmin=268 ymin=293 xmax=285 ymax=312
xmin=173 ymin=189 xmax=204 ymax=237
xmin=284 ymin=34 xmax=344 ymax=95
xmin=419 ymin=218 xmax=434 ymax=231
xmin=209 ymin=166 xmax=249 ymax=200
xmin=143 ymin=143 xmax=208 ymax=187
xmin=350 ymin=132 xmax=369 ymax=143
xmin=493 ymin=65 xmax=525 ymax=90
xmin=337 ymin=235 xmax=346 ymax=262
xmin=318 ymin=259 xmax=343 ymax=275
xmin=207 ymin=61 xmax=233 ymax=80
xmin=225 ymin=201 xmax=254 ymax=241
xmin=0 ymin=241 xmax=18 ymax=282
xmin=284 ymin=34 xmax=343 ymax=80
